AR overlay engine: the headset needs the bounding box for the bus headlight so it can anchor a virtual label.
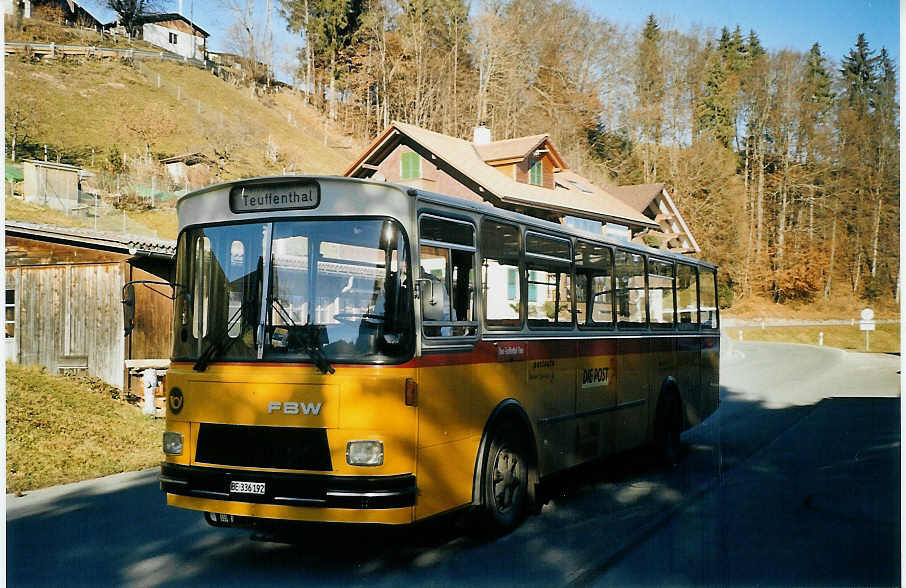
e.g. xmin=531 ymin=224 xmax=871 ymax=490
xmin=163 ymin=432 xmax=184 ymax=455
xmin=346 ymin=440 xmax=383 ymax=466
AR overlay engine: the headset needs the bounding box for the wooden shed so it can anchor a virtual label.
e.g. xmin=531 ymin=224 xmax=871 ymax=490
xmin=22 ymin=160 xmax=93 ymax=214
xmin=5 ymin=221 xmax=176 ymax=393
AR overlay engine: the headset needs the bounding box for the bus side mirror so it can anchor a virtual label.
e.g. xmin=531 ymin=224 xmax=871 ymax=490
xmin=122 ymin=283 xmax=136 ymax=337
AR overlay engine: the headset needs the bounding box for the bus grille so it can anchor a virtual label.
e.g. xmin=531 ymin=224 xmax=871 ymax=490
xmin=195 ymin=424 xmax=333 ymax=471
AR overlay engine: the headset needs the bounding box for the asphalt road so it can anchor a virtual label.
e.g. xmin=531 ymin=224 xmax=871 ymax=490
xmin=7 ymin=340 xmax=900 ymax=587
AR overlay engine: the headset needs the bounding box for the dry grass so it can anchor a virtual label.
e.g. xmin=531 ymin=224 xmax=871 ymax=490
xmin=725 ymin=293 xmax=900 ymax=321
xmin=5 ymin=195 xmax=178 ymax=239
xmin=732 ymin=323 xmax=900 ymax=354
xmin=6 ymin=362 xmax=165 ymax=493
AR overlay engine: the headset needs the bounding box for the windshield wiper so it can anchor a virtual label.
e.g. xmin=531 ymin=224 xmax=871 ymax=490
xmin=270 ymin=297 xmax=335 ymax=375
xmin=193 ymin=299 xmax=253 ymax=372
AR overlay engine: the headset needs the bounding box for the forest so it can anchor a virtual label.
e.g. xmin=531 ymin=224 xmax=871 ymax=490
xmin=257 ymin=0 xmax=899 ymax=309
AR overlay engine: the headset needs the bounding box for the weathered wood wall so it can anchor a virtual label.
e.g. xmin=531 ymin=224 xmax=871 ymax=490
xmin=6 ymin=235 xmax=175 ymax=389
xmin=16 ymin=263 xmax=125 ymax=387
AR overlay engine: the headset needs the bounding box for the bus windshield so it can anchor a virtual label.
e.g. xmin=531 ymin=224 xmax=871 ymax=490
xmin=172 ymin=219 xmax=414 ymax=366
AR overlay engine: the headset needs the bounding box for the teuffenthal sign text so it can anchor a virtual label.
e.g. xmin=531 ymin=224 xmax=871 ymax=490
xmin=230 ymin=182 xmax=320 ymax=213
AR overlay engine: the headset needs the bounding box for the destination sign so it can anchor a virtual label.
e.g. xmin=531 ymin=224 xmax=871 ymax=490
xmin=229 ymin=182 xmax=320 ymax=213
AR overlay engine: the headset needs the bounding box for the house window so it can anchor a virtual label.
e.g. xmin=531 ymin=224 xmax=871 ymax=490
xmin=529 ymin=160 xmax=542 ymax=186
xmin=506 ymin=268 xmax=517 ymax=300
xmin=169 ymin=32 xmax=178 ymax=45
xmin=400 ymin=152 xmax=421 ymax=180
xmin=527 ymin=271 xmax=538 ymax=302
xmin=5 ymin=289 xmax=15 ymax=339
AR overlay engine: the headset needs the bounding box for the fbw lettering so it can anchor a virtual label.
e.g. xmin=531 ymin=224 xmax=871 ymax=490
xmin=582 ymin=367 xmax=610 ymax=387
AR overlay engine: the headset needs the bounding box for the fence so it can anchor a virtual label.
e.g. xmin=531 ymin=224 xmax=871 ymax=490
xmin=5 ymin=41 xmax=211 ymax=70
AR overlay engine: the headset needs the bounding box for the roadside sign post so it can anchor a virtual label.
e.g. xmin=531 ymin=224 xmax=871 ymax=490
xmin=859 ymin=308 xmax=875 ymax=351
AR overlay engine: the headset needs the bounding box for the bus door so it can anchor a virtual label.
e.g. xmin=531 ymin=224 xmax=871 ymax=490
xmin=525 ymin=233 xmax=576 ymax=470
xmin=574 ymin=241 xmax=618 ymax=461
xmin=614 ymin=250 xmax=648 ymax=452
xmin=648 ymin=257 xmax=679 ymax=433
xmin=416 ymin=214 xmax=481 ymax=519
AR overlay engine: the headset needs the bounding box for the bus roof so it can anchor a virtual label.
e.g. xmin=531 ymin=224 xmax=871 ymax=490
xmin=178 ymin=175 xmax=716 ymax=270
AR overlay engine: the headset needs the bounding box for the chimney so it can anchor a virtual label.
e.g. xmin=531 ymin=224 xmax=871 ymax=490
xmin=473 ymin=124 xmax=491 ymax=145
xmin=178 ymin=0 xmax=183 ymax=14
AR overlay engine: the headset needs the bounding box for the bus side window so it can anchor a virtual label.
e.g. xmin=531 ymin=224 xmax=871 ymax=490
xmin=648 ymin=258 xmax=675 ymax=329
xmin=574 ymin=241 xmax=614 ymax=328
xmin=419 ymin=215 xmax=477 ymax=338
xmin=525 ymin=232 xmax=572 ymax=329
xmin=481 ymin=219 xmax=521 ymax=329
xmin=676 ymin=263 xmax=698 ymax=330
xmin=614 ymin=249 xmax=647 ymax=328
xmin=699 ymin=267 xmax=718 ymax=329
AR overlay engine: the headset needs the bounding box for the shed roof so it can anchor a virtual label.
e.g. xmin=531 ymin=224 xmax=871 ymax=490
xmin=5 ymin=221 xmax=176 ymax=258
xmin=160 ymin=152 xmax=214 ymax=165
xmin=345 ymin=122 xmax=658 ymax=230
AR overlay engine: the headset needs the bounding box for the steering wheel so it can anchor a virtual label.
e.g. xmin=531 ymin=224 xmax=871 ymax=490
xmin=333 ymin=312 xmax=385 ymax=325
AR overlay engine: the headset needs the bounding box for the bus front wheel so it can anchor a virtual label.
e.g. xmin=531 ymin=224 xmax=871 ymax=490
xmin=477 ymin=425 xmax=529 ymax=535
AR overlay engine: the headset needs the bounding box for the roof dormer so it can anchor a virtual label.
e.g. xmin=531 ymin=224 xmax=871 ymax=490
xmin=473 ymin=134 xmax=566 ymax=190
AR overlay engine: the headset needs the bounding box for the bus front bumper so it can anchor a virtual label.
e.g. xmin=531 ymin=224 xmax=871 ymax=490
xmin=160 ymin=463 xmax=417 ymax=522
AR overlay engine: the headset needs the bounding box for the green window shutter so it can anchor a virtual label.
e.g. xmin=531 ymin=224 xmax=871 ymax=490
xmin=529 ymin=161 xmax=542 ymax=185
xmin=401 ymin=152 xmax=421 ymax=179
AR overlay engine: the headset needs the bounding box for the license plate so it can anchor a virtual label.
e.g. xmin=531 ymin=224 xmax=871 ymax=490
xmin=230 ymin=480 xmax=265 ymax=495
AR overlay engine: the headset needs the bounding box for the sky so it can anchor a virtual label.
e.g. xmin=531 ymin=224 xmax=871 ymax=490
xmin=581 ymin=0 xmax=900 ymax=66
xmin=83 ymin=0 xmax=900 ymax=82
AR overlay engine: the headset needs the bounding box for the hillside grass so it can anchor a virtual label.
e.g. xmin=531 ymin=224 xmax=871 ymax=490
xmin=6 ymin=46 xmax=357 ymax=179
xmin=732 ymin=323 xmax=900 ymax=354
xmin=6 ymin=363 xmax=165 ymax=494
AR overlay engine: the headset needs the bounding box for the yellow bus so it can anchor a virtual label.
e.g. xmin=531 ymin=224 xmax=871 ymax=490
xmin=135 ymin=176 xmax=719 ymax=535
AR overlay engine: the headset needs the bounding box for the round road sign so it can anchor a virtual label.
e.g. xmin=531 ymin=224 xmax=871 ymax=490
xmin=860 ymin=308 xmax=874 ymax=321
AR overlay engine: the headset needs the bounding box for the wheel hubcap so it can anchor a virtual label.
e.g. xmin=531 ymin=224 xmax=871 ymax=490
xmin=492 ymin=447 xmax=525 ymax=513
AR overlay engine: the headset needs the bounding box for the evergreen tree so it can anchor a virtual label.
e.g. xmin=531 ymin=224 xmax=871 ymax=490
xmin=804 ymin=42 xmax=835 ymax=112
xmin=875 ymin=47 xmax=898 ymax=118
xmin=747 ymin=29 xmax=765 ymax=62
xmin=695 ymin=47 xmax=735 ymax=148
xmin=725 ymin=25 xmax=747 ymax=74
xmin=635 ymin=14 xmax=664 ymax=144
xmin=840 ymin=33 xmax=879 ymax=116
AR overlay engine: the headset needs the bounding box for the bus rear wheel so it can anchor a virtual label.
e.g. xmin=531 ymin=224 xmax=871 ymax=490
xmin=477 ymin=425 xmax=529 ymax=535
xmin=655 ymin=391 xmax=683 ymax=467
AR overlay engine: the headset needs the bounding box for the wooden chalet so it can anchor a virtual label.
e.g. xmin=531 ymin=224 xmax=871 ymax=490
xmin=5 ymin=221 xmax=175 ymax=394
xmin=344 ymin=122 xmax=698 ymax=253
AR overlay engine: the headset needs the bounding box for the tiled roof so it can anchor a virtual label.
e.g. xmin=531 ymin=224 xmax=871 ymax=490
xmin=346 ymin=122 xmax=658 ymax=230
xmin=5 ymin=221 xmax=176 ymax=258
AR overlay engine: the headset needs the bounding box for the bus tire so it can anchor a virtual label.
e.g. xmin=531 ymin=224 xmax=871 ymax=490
xmin=476 ymin=424 xmax=530 ymax=536
xmin=655 ymin=385 xmax=683 ymax=467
